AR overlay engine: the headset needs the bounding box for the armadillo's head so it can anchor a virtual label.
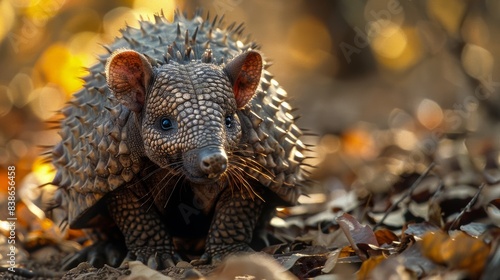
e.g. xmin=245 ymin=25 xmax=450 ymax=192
xmin=105 ymin=49 xmax=262 ymax=184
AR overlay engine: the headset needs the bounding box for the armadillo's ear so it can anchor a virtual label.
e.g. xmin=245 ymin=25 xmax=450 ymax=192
xmin=224 ymin=51 xmax=262 ymax=109
xmin=105 ymin=49 xmax=153 ymax=113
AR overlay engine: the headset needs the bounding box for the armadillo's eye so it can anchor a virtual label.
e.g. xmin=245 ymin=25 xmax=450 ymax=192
xmin=225 ymin=115 xmax=234 ymax=128
xmin=160 ymin=117 xmax=174 ymax=131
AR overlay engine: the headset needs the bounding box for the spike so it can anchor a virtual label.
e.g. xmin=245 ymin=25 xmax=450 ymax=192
xmin=253 ymin=142 xmax=265 ymax=154
xmin=202 ymin=49 xmax=212 ymax=63
xmin=93 ymin=176 xmax=107 ymax=191
xmin=51 ymin=171 xmax=63 ymax=186
xmin=191 ymin=26 xmax=199 ymax=42
xmin=107 ymin=141 xmax=118 ymax=155
xmin=247 ymin=128 xmax=260 ymax=144
xmin=234 ymin=22 xmax=244 ymax=34
xmin=102 ymin=44 xmax=113 ymax=54
xmin=154 ymin=14 xmax=162 ymax=24
xmin=106 ymin=157 xmax=122 ymax=174
xmin=227 ymin=22 xmax=236 ymax=32
xmin=98 ymin=137 xmax=109 ymax=153
xmin=95 ymin=159 xmax=109 ymax=177
xmin=139 ymin=22 xmax=147 ymax=36
xmin=211 ymin=15 xmax=218 ymax=27
xmin=248 ymin=111 xmax=263 ymax=127
xmin=184 ymin=29 xmax=190 ymax=47
xmin=266 ymin=154 xmax=277 ymax=168
xmin=185 ymin=47 xmax=192 ymax=60
xmin=167 ymin=45 xmax=174 ymax=57
xmin=118 ymin=141 xmax=130 ymax=155
xmin=108 ymin=174 xmax=125 ymax=188
xmin=86 ymin=150 xmax=97 ymax=163
xmin=219 ymin=14 xmax=225 ymax=25
xmin=176 ymin=23 xmax=182 ymax=39
xmin=108 ymin=125 xmax=120 ymax=141
xmin=104 ymin=106 xmax=120 ymax=118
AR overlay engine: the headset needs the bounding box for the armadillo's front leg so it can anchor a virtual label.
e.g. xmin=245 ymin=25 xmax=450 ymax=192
xmin=107 ymin=185 xmax=175 ymax=269
xmin=192 ymin=189 xmax=264 ymax=265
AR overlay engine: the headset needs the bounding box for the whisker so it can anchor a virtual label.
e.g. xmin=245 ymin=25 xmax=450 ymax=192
xmin=146 ymin=171 xmax=177 ymax=212
xmin=227 ymin=166 xmax=264 ymax=201
xmin=137 ymin=161 xmax=183 ymax=210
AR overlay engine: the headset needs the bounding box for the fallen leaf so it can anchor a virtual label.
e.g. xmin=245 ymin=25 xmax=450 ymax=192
xmin=337 ymin=213 xmax=378 ymax=260
xmin=405 ymin=222 xmax=441 ymax=238
xmin=321 ymin=248 xmax=341 ymax=273
xmin=296 ymin=228 xmax=349 ymax=248
xmin=209 ymin=253 xmax=298 ymax=280
xmin=421 ymin=231 xmax=449 ymax=265
xmin=123 ymin=261 xmax=172 ymax=280
xmin=398 ymin=242 xmax=438 ymax=277
xmin=369 ymin=256 xmax=415 ymax=280
xmin=374 ymin=229 xmax=399 ymax=245
xmin=356 ymin=255 xmax=386 ymax=280
xmin=337 ymin=213 xmax=378 ymax=246
xmin=485 ymin=199 xmax=500 ymax=227
xmin=460 ymin=222 xmax=489 ymax=237
xmin=421 ymin=231 xmax=490 ymax=278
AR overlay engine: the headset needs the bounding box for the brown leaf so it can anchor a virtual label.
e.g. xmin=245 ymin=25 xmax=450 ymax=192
xmin=421 ymin=231 xmax=490 ymax=278
xmin=421 ymin=231 xmax=449 ymax=265
xmin=211 ymin=253 xmax=298 ymax=280
xmin=337 ymin=213 xmax=378 ymax=246
xmin=124 ymin=261 xmax=172 ymax=280
xmin=374 ymin=229 xmax=399 ymax=245
xmin=337 ymin=213 xmax=378 ymax=260
xmin=356 ymin=255 xmax=386 ymax=280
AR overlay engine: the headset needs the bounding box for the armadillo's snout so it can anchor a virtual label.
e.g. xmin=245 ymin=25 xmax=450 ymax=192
xmin=199 ymin=147 xmax=228 ymax=179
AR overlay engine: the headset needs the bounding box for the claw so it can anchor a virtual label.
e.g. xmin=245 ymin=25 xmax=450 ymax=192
xmin=123 ymin=248 xmax=177 ymax=269
xmin=61 ymin=240 xmax=127 ymax=270
xmin=191 ymin=244 xmax=254 ymax=266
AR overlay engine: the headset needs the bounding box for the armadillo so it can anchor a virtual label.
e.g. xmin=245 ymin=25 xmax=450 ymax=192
xmin=47 ymin=10 xmax=308 ymax=269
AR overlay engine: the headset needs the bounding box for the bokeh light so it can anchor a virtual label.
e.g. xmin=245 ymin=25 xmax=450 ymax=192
xmin=287 ymin=15 xmax=333 ymax=70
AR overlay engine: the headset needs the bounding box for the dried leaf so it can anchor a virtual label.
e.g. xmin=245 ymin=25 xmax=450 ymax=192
xmin=405 ymin=222 xmax=441 ymax=238
xmin=356 ymin=255 xmax=386 ymax=280
xmin=374 ymin=229 xmax=399 ymax=246
xmin=123 ymin=261 xmax=172 ymax=280
xmin=296 ymin=228 xmax=349 ymax=248
xmin=485 ymin=200 xmax=500 ymax=227
xmin=321 ymin=248 xmax=341 ymax=273
xmin=369 ymin=257 xmax=415 ymax=280
xmin=421 ymin=231 xmax=490 ymax=277
xmin=421 ymin=231 xmax=449 ymax=264
xmin=398 ymin=242 xmax=438 ymax=277
xmin=337 ymin=213 xmax=378 ymax=246
xmin=460 ymin=222 xmax=489 ymax=237
xmin=210 ymin=253 xmax=298 ymax=280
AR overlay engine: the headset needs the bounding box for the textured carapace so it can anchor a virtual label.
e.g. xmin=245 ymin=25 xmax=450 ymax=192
xmin=48 ymin=10 xmax=308 ymax=240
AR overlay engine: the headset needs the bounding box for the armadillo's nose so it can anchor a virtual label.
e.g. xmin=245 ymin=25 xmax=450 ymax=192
xmin=199 ymin=147 xmax=228 ymax=178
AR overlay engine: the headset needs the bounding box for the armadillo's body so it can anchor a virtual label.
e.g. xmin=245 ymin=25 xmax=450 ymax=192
xmin=49 ymin=11 xmax=307 ymax=268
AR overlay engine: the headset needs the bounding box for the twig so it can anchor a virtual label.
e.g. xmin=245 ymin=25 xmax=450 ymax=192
xmin=374 ymin=162 xmax=436 ymax=230
xmin=449 ymin=183 xmax=485 ymax=230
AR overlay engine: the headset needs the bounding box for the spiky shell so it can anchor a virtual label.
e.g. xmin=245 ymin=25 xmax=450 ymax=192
xmin=51 ymin=11 xmax=306 ymax=229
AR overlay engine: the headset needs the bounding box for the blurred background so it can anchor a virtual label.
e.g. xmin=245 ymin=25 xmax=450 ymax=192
xmin=1 ymin=0 xmax=500 ymax=195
